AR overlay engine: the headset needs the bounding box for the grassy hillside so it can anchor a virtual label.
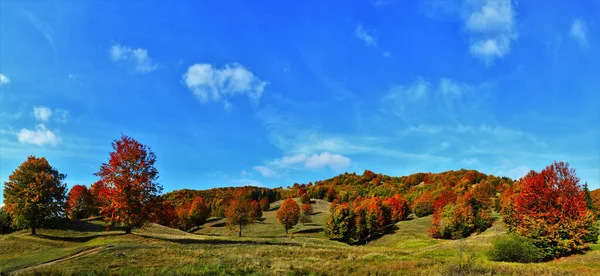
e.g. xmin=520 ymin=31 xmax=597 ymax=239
xmin=1 ymin=199 xmax=599 ymax=275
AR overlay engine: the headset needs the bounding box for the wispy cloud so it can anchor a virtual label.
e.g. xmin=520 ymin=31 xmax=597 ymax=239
xmin=21 ymin=10 xmax=56 ymax=54
xmin=110 ymin=43 xmax=158 ymax=73
xmin=0 ymin=73 xmax=9 ymax=85
xmin=463 ymin=0 xmax=517 ymax=65
xmin=253 ymin=165 xmax=279 ymax=178
xmin=183 ymin=63 xmax=267 ymax=108
xmin=355 ymin=24 xmax=377 ymax=47
xmin=570 ymin=19 xmax=588 ymax=48
xmin=278 ymin=152 xmax=352 ymax=170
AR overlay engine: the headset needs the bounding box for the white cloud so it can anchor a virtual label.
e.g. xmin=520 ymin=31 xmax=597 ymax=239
xmin=383 ymin=51 xmax=392 ymax=57
xmin=253 ymin=166 xmax=279 ymax=178
xmin=355 ymin=24 xmax=377 ymax=47
xmin=110 ymin=44 xmax=157 ymax=73
xmin=570 ymin=19 xmax=588 ymax=48
xmin=183 ymin=63 xmax=267 ymax=105
xmin=463 ymin=0 xmax=517 ymax=65
xmin=0 ymin=73 xmax=9 ymax=84
xmin=33 ymin=106 xmax=52 ymax=122
xmin=278 ymin=152 xmax=352 ymax=170
xmin=17 ymin=124 xmax=58 ymax=146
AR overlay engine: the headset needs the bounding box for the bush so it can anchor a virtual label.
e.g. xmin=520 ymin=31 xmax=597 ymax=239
xmin=300 ymin=193 xmax=311 ymax=204
xmin=487 ymin=234 xmax=541 ymax=263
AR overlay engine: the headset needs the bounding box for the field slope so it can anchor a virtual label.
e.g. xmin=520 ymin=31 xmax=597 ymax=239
xmin=1 ymin=199 xmax=599 ymax=275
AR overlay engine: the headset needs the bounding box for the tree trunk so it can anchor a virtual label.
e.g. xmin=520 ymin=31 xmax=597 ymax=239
xmin=238 ymin=222 xmax=242 ymax=237
xmin=125 ymin=226 xmax=132 ymax=234
xmin=31 ymin=225 xmax=36 ymax=235
xmin=285 ymin=225 xmax=288 ymax=234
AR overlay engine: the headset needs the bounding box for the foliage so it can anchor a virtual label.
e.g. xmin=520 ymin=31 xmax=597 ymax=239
xmin=66 ymin=185 xmax=95 ymax=220
xmin=250 ymin=200 xmax=262 ymax=219
xmin=162 ymin=187 xmax=279 ymax=217
xmin=3 ymin=156 xmax=67 ymax=235
xmin=430 ymin=189 xmax=494 ymax=239
xmin=0 ymin=207 xmax=15 ymax=234
xmin=412 ymin=191 xmax=435 ymax=217
xmin=301 ymin=202 xmax=313 ymax=216
xmin=276 ymin=198 xmax=300 ymax=234
xmin=300 ymin=193 xmax=311 ymax=204
xmin=326 ymin=196 xmax=395 ymax=244
xmin=383 ymin=194 xmax=410 ymax=223
xmin=591 ymin=188 xmax=600 ymax=217
xmin=189 ymin=196 xmax=210 ymax=227
xmin=225 ymin=199 xmax=255 ymax=237
xmin=150 ymin=200 xmax=178 ymax=228
xmin=94 ymin=135 xmax=162 ymax=233
xmin=259 ymin=198 xmax=270 ymax=211
xmin=487 ymin=234 xmax=542 ymax=263
xmin=507 ymin=161 xmax=598 ymax=260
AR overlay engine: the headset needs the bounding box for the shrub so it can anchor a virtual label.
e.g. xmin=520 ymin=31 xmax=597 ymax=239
xmin=487 ymin=234 xmax=542 ymax=263
xmin=300 ymin=193 xmax=311 ymax=204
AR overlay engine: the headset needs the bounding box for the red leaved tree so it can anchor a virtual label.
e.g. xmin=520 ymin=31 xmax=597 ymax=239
xmin=66 ymin=184 xmax=95 ymax=220
xmin=384 ymin=194 xmax=411 ymax=223
xmin=94 ymin=135 xmax=162 ymax=234
xmin=510 ymin=161 xmax=598 ymax=259
xmin=277 ymin=198 xmax=300 ymax=234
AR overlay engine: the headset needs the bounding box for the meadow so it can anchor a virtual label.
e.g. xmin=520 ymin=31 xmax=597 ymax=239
xmin=1 ymin=198 xmax=599 ymax=275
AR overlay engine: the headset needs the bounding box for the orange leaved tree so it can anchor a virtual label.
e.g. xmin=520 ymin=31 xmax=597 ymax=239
xmin=225 ymin=199 xmax=255 ymax=237
xmin=3 ymin=156 xmax=67 ymax=235
xmin=189 ymin=196 xmax=210 ymax=228
xmin=277 ymin=198 xmax=300 ymax=234
xmin=94 ymin=135 xmax=162 ymax=234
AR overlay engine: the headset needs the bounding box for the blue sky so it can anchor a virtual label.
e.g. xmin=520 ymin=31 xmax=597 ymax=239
xmin=1 ymin=0 xmax=599 ymax=203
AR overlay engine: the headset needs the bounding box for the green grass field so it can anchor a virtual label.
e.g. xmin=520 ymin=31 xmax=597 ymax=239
xmin=1 ymin=199 xmax=599 ymax=275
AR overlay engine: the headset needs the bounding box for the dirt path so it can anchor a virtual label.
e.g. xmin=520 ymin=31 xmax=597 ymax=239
xmin=9 ymin=246 xmax=104 ymax=275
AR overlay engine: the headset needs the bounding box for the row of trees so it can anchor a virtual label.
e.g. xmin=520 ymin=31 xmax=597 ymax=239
xmin=325 ymin=194 xmax=410 ymax=244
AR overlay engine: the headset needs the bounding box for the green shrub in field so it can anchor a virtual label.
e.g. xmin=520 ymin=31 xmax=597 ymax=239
xmin=487 ymin=234 xmax=541 ymax=263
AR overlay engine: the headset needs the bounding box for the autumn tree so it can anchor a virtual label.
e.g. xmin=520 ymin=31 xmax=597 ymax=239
xmin=384 ymin=194 xmax=410 ymax=223
xmin=508 ymin=161 xmax=598 ymax=259
xmin=301 ymin=202 xmax=313 ymax=216
xmin=225 ymin=199 xmax=255 ymax=237
xmin=259 ymin=198 xmax=270 ymax=211
xmin=189 ymin=196 xmax=210 ymax=228
xmin=412 ymin=191 xmax=435 ymax=217
xmin=66 ymin=185 xmax=95 ymax=220
xmin=94 ymin=135 xmax=162 ymax=234
xmin=150 ymin=200 xmax=178 ymax=228
xmin=250 ymin=200 xmax=263 ymax=219
xmin=3 ymin=156 xmax=67 ymax=235
xmin=300 ymin=193 xmax=311 ymax=204
xmin=277 ymin=198 xmax=300 ymax=234
xmin=325 ymin=202 xmax=353 ymax=242
xmin=176 ymin=202 xmax=193 ymax=231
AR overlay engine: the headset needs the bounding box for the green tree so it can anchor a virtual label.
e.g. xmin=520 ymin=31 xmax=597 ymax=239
xmin=3 ymin=156 xmax=67 ymax=235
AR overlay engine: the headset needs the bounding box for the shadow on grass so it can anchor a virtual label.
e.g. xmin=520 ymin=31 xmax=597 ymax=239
xmin=135 ymin=234 xmax=300 ymax=247
xmin=206 ymin=217 xmax=224 ymax=223
xmin=37 ymin=232 xmax=126 ymax=243
xmin=211 ymin=222 xmax=226 ymax=228
xmin=294 ymin=227 xmax=323 ymax=234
